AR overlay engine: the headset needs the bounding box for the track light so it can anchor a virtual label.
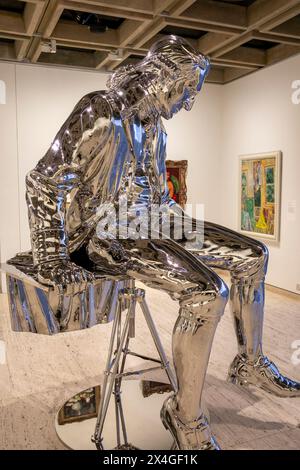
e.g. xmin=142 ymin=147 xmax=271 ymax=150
xmin=107 ymin=49 xmax=124 ymax=61
xmin=41 ymin=39 xmax=57 ymax=54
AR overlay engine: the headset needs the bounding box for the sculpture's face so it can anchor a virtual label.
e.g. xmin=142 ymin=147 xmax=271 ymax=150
xmin=107 ymin=36 xmax=210 ymax=121
xmin=159 ymin=66 xmax=203 ymax=120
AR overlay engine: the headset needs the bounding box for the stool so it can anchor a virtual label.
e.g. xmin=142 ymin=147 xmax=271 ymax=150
xmin=92 ymin=284 xmax=178 ymax=450
xmin=1 ymin=255 xmax=178 ymax=449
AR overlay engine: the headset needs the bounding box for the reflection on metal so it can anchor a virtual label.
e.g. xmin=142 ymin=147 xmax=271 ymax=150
xmin=2 ymin=261 xmax=131 ymax=334
xmin=55 ymin=381 xmax=174 ymax=451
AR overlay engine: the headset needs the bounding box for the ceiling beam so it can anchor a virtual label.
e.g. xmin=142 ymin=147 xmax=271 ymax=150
xmin=267 ymin=43 xmax=300 ymax=65
xmin=220 ymin=47 xmax=266 ymax=67
xmin=142 ymin=32 xmax=197 ymax=50
xmin=53 ymin=21 xmax=119 ymax=46
xmin=0 ymin=31 xmax=28 ymax=41
xmin=15 ymin=38 xmax=30 ymax=60
xmin=211 ymin=58 xmax=258 ymax=71
xmin=270 ymin=16 xmax=300 ymax=39
xmin=118 ymin=19 xmax=151 ymax=47
xmin=68 ymin=0 xmax=155 ymax=14
xmin=23 ymin=1 xmax=46 ymax=35
xmin=248 ymin=0 xmax=300 ymax=29
xmin=207 ymin=1 xmax=300 ymax=61
xmin=198 ymin=32 xmax=237 ymax=55
xmin=0 ymin=42 xmax=16 ymax=60
xmin=38 ymin=0 xmax=64 ymax=38
xmin=26 ymin=0 xmax=65 ymax=62
xmin=38 ymin=48 xmax=97 ymax=68
xmin=211 ymin=32 xmax=255 ymax=58
xmin=130 ymin=18 xmax=167 ymax=49
xmin=253 ymin=30 xmax=300 ymax=46
xmin=60 ymin=0 xmax=154 ymax=21
xmin=260 ymin=4 xmax=300 ymax=32
xmin=55 ymin=39 xmax=147 ymax=57
xmin=205 ymin=67 xmax=224 ymax=84
xmin=224 ymin=67 xmax=253 ymax=84
xmin=165 ymin=17 xmax=245 ymax=35
xmin=167 ymin=0 xmax=197 ymax=17
xmin=0 ymin=11 xmax=25 ymax=36
xmin=178 ymin=0 xmax=247 ymax=29
xmin=153 ymin=0 xmax=177 ymax=16
xmin=94 ymin=16 xmax=166 ymax=70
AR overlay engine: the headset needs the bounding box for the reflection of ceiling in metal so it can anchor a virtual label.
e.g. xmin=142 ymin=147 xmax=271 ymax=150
xmin=0 ymin=1 xmax=300 ymax=84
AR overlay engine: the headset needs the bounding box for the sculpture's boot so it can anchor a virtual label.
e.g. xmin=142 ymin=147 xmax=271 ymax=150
xmin=228 ymin=353 xmax=300 ymax=397
xmin=161 ymin=280 xmax=228 ymax=450
xmin=228 ymin=253 xmax=300 ymax=397
xmin=161 ymin=395 xmax=220 ymax=450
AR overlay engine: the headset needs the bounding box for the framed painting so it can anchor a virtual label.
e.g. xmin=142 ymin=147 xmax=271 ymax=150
xmin=166 ymin=160 xmax=188 ymax=209
xmin=58 ymin=386 xmax=100 ymax=425
xmin=239 ymin=151 xmax=282 ymax=242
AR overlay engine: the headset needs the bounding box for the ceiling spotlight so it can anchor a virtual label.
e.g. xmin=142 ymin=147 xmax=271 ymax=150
xmin=107 ymin=49 xmax=124 ymax=61
xmin=71 ymin=11 xmax=108 ymax=33
xmin=41 ymin=39 xmax=56 ymax=54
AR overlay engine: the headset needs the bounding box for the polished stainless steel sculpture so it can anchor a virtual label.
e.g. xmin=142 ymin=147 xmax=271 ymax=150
xmin=7 ymin=35 xmax=300 ymax=450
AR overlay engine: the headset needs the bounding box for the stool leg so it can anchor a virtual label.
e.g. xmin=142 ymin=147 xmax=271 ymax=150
xmin=114 ymin=332 xmax=130 ymax=448
xmin=93 ymin=298 xmax=132 ymax=449
xmin=138 ymin=295 xmax=178 ymax=393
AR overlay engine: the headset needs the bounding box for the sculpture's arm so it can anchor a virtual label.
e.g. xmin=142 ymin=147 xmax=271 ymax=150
xmin=26 ymin=92 xmax=112 ymax=287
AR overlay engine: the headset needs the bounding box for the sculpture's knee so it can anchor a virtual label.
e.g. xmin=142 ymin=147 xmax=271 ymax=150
xmin=231 ymin=238 xmax=269 ymax=284
xmin=179 ymin=276 xmax=229 ymax=321
xmin=249 ymin=240 xmax=269 ymax=280
xmin=258 ymin=241 xmax=269 ymax=274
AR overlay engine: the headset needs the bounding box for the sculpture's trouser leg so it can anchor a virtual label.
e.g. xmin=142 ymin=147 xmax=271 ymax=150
xmin=178 ymin=219 xmax=300 ymax=397
xmin=87 ymin=237 xmax=229 ymax=449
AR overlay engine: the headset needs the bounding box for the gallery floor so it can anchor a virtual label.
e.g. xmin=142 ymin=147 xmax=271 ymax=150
xmin=0 ymin=275 xmax=300 ymax=450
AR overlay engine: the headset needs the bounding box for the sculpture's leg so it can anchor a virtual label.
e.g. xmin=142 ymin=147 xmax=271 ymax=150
xmin=87 ymin=237 xmax=229 ymax=449
xmin=163 ymin=284 xmax=227 ymax=450
xmin=181 ymin=219 xmax=300 ymax=398
xmin=228 ymin=252 xmax=300 ymax=397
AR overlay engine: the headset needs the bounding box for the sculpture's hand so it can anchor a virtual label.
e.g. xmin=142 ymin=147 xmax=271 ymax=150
xmin=37 ymin=261 xmax=94 ymax=294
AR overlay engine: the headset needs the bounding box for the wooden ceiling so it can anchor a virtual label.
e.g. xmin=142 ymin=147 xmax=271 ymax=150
xmin=0 ymin=0 xmax=300 ymax=84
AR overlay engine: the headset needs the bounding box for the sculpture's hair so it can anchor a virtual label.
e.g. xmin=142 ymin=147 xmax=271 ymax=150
xmin=107 ymin=35 xmax=210 ymax=91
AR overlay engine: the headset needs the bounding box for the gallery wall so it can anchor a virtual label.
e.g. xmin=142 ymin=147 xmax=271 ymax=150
xmin=0 ymin=55 xmax=300 ymax=293
xmin=221 ymin=53 xmax=300 ymax=293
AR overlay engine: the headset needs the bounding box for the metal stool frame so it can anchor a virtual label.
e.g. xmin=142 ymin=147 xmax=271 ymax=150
xmin=92 ymin=282 xmax=177 ymax=450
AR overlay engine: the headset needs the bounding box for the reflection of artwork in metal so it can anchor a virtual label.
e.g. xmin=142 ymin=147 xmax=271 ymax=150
xmin=58 ymin=387 xmax=100 ymax=425
xmin=166 ymin=160 xmax=187 ymax=209
xmin=239 ymin=152 xmax=281 ymax=241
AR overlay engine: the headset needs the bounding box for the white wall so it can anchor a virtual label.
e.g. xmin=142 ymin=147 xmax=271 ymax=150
xmin=221 ymin=54 xmax=300 ymax=293
xmin=0 ymin=57 xmax=299 ymax=293
xmin=164 ymin=84 xmax=222 ymax=221
xmin=0 ymin=63 xmax=19 ymax=290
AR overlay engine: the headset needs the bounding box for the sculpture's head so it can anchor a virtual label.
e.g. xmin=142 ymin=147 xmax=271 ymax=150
xmin=107 ymin=35 xmax=210 ymax=120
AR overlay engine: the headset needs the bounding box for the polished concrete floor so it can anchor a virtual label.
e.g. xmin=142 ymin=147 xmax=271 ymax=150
xmin=0 ymin=278 xmax=300 ymax=450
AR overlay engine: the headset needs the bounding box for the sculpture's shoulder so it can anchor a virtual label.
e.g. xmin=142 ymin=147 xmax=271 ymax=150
xmin=32 ymin=91 xmax=116 ymax=177
xmin=74 ymin=90 xmax=113 ymax=122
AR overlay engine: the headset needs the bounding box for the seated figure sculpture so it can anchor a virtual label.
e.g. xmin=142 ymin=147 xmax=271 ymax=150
xmin=23 ymin=36 xmax=299 ymax=450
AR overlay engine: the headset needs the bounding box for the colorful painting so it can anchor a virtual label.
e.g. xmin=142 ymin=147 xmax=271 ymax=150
xmin=239 ymin=152 xmax=281 ymax=241
xmin=166 ymin=160 xmax=188 ymax=209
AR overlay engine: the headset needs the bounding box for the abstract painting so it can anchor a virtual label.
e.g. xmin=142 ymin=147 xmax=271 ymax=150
xmin=239 ymin=152 xmax=281 ymax=241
